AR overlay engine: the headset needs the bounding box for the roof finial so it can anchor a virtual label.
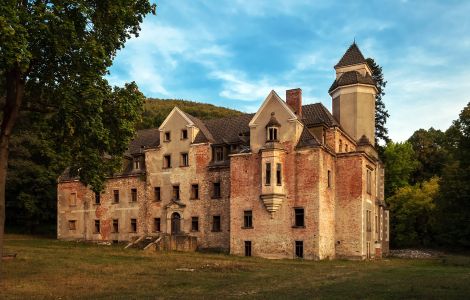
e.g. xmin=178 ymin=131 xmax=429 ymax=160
xmin=353 ymin=37 xmax=356 ymax=45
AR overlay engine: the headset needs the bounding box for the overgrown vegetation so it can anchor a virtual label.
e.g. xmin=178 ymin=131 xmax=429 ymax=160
xmin=1 ymin=235 xmax=469 ymax=299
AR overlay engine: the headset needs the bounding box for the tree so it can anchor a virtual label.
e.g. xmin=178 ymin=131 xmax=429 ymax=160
xmin=435 ymin=102 xmax=470 ymax=247
xmin=383 ymin=141 xmax=419 ymax=198
xmin=0 ymin=1 xmax=155 ymax=266
xmin=408 ymin=128 xmax=449 ymax=183
xmin=366 ymin=58 xmax=390 ymax=148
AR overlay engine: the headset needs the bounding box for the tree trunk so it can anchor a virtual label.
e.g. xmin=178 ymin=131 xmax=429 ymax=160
xmin=0 ymin=66 xmax=24 ymax=274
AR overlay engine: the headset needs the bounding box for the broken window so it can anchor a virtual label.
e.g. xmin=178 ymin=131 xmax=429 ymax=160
xmin=295 ymin=241 xmax=304 ymax=258
xmin=181 ymin=153 xmax=189 ymax=167
xmin=154 ymin=218 xmax=161 ymax=232
xmin=94 ymin=192 xmax=101 ymax=205
xmin=69 ymin=193 xmax=77 ymax=206
xmin=245 ymin=241 xmax=252 ymax=257
xmin=131 ymin=188 xmax=138 ymax=202
xmin=112 ymin=219 xmax=119 ymax=233
xmin=276 ymin=163 xmax=282 ymax=185
xmin=131 ymin=218 xmax=137 ymax=233
xmin=191 ymin=184 xmax=199 ymax=200
xmin=212 ymin=182 xmax=221 ymax=198
xmin=181 ymin=129 xmax=188 ymax=139
xmin=191 ymin=217 xmax=199 ymax=231
xmin=68 ymin=220 xmax=76 ymax=230
xmin=164 ymin=131 xmax=171 ymax=141
xmin=94 ymin=220 xmax=100 ymax=233
xmin=154 ymin=187 xmax=161 ymax=202
xmin=265 ymin=163 xmax=271 ymax=185
xmin=294 ymin=208 xmax=304 ymax=227
xmin=164 ymin=155 xmax=171 ymax=168
xmin=243 ymin=210 xmax=253 ymax=228
xmin=173 ymin=185 xmax=180 ymax=201
xmin=212 ymin=215 xmax=221 ymax=232
xmin=113 ymin=190 xmax=120 ymax=203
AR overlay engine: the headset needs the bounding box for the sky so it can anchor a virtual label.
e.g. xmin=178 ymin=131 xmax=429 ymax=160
xmin=108 ymin=0 xmax=470 ymax=142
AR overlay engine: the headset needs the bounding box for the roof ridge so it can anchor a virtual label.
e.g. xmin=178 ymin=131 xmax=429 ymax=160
xmin=335 ymin=43 xmax=366 ymax=68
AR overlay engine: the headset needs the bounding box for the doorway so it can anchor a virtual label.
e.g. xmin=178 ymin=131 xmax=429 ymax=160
xmin=171 ymin=212 xmax=181 ymax=234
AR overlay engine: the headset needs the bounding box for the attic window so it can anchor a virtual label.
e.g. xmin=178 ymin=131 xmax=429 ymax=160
xmin=267 ymin=127 xmax=278 ymax=141
xmin=181 ymin=129 xmax=188 ymax=140
xmin=134 ymin=158 xmax=140 ymax=170
xmin=266 ymin=112 xmax=280 ymax=142
xmin=214 ymin=146 xmax=224 ymax=162
xmin=164 ymin=131 xmax=171 ymax=141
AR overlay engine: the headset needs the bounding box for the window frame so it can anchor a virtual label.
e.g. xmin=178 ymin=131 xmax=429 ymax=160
xmin=181 ymin=129 xmax=188 ymax=140
xmin=173 ymin=185 xmax=180 ymax=201
xmin=113 ymin=189 xmax=120 ymax=203
xmin=94 ymin=192 xmax=101 ymax=205
xmin=243 ymin=210 xmax=253 ymax=229
xmin=130 ymin=218 xmax=137 ymax=233
xmin=69 ymin=192 xmax=77 ymax=207
xmin=191 ymin=216 xmax=199 ymax=232
xmin=131 ymin=188 xmax=138 ymax=202
xmin=94 ymin=219 xmax=100 ymax=234
xmin=295 ymin=241 xmax=304 ymax=258
xmin=68 ymin=220 xmax=76 ymax=231
xmin=191 ymin=184 xmax=199 ymax=200
xmin=212 ymin=182 xmax=221 ymax=199
xmin=212 ymin=215 xmax=221 ymax=232
xmin=294 ymin=208 xmax=305 ymax=228
xmin=163 ymin=155 xmax=172 ymax=169
xmin=164 ymin=131 xmax=171 ymax=142
xmin=276 ymin=163 xmax=282 ymax=186
xmin=154 ymin=187 xmax=161 ymax=202
xmin=181 ymin=152 xmax=189 ymax=167
xmin=244 ymin=241 xmax=252 ymax=257
xmin=112 ymin=219 xmax=119 ymax=233
xmin=154 ymin=217 xmax=161 ymax=232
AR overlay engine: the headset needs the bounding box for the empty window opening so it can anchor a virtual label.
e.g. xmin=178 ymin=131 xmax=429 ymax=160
xmin=339 ymin=139 xmax=343 ymax=152
xmin=154 ymin=218 xmax=161 ymax=232
xmin=69 ymin=193 xmax=77 ymax=206
xmin=212 ymin=215 xmax=221 ymax=232
xmin=131 ymin=188 xmax=138 ymax=202
xmin=276 ymin=163 xmax=282 ymax=185
xmin=173 ymin=185 xmax=180 ymax=201
xmin=164 ymin=155 xmax=172 ymax=168
xmin=366 ymin=169 xmax=372 ymax=194
xmin=327 ymin=170 xmax=332 ymax=188
xmin=214 ymin=146 xmax=224 ymax=161
xmin=295 ymin=241 xmax=304 ymax=258
xmin=294 ymin=208 xmax=305 ymax=227
xmin=181 ymin=153 xmax=189 ymax=167
xmin=131 ymin=218 xmax=137 ymax=233
xmin=112 ymin=219 xmax=119 ymax=233
xmin=366 ymin=210 xmax=372 ymax=232
xmin=95 ymin=192 xmax=101 ymax=205
xmin=113 ymin=190 xmax=120 ymax=203
xmin=265 ymin=163 xmax=271 ymax=185
xmin=213 ymin=182 xmax=221 ymax=198
xmin=191 ymin=184 xmax=199 ymax=199
xmin=94 ymin=220 xmax=100 ymax=233
xmin=244 ymin=210 xmax=253 ymax=228
xmin=245 ymin=241 xmax=252 ymax=257
xmin=154 ymin=187 xmax=161 ymax=202
xmin=164 ymin=131 xmax=171 ymax=141
xmin=181 ymin=129 xmax=188 ymax=139
xmin=68 ymin=220 xmax=76 ymax=231
xmin=191 ymin=217 xmax=199 ymax=231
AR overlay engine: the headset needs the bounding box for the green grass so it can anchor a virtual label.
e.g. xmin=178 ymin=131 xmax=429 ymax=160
xmin=1 ymin=235 xmax=470 ymax=299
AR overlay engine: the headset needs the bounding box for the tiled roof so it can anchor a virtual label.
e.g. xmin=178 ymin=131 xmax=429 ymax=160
xmin=296 ymin=126 xmax=321 ymax=148
xmin=185 ymin=113 xmax=215 ymax=144
xmin=265 ymin=112 xmax=281 ymax=128
xmin=302 ymin=103 xmax=340 ymax=127
xmin=126 ymin=128 xmax=160 ymax=155
xmin=199 ymin=113 xmax=255 ymax=145
xmin=328 ymin=71 xmax=375 ymax=93
xmin=335 ymin=43 xmax=366 ymax=68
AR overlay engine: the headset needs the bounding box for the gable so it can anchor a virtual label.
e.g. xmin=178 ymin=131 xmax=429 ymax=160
xmin=248 ymin=90 xmax=298 ymax=127
xmin=159 ymin=107 xmax=195 ymax=131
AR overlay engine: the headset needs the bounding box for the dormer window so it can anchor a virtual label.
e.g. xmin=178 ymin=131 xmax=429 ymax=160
xmin=214 ymin=146 xmax=224 ymax=162
xmin=133 ymin=158 xmax=140 ymax=170
xmin=265 ymin=112 xmax=281 ymax=142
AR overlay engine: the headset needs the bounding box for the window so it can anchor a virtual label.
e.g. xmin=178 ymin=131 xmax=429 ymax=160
xmin=267 ymin=127 xmax=278 ymax=141
xmin=113 ymin=190 xmax=120 ymax=203
xmin=294 ymin=208 xmax=305 ymax=227
xmin=112 ymin=219 xmax=119 ymax=233
xmin=191 ymin=184 xmax=199 ymax=200
xmin=327 ymin=170 xmax=332 ymax=188
xmin=181 ymin=153 xmax=189 ymax=167
xmin=375 ymin=214 xmax=379 ymax=238
xmin=154 ymin=218 xmax=161 ymax=232
xmin=214 ymin=146 xmax=224 ymax=161
xmin=265 ymin=163 xmax=271 ymax=185
xmin=164 ymin=131 xmax=171 ymax=141
xmin=295 ymin=241 xmax=304 ymax=258
xmin=212 ymin=182 xmax=221 ymax=198
xmin=366 ymin=210 xmax=372 ymax=232
xmin=131 ymin=188 xmax=138 ymax=202
xmin=245 ymin=241 xmax=252 ymax=257
xmin=385 ymin=211 xmax=390 ymax=242
xmin=95 ymin=192 xmax=101 ymax=205
xmin=154 ymin=187 xmax=161 ymax=202
xmin=366 ymin=169 xmax=372 ymax=194
xmin=191 ymin=217 xmax=199 ymax=231
xmin=164 ymin=155 xmax=171 ymax=168
xmin=345 ymin=144 xmax=349 ymax=152
xmin=243 ymin=210 xmax=253 ymax=228
xmin=94 ymin=220 xmax=100 ymax=233
xmin=69 ymin=193 xmax=77 ymax=206
xmin=212 ymin=215 xmax=221 ymax=232
xmin=131 ymin=218 xmax=137 ymax=233
xmin=322 ymin=131 xmax=327 ymax=144
xmin=68 ymin=220 xmax=76 ymax=230
xmin=339 ymin=139 xmax=343 ymax=152
xmin=173 ymin=185 xmax=180 ymax=201
xmin=181 ymin=129 xmax=188 ymax=139
xmin=276 ymin=163 xmax=282 ymax=185
xmin=134 ymin=158 xmax=140 ymax=170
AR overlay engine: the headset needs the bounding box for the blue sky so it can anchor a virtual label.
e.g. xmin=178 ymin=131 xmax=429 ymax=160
xmin=108 ymin=0 xmax=470 ymax=141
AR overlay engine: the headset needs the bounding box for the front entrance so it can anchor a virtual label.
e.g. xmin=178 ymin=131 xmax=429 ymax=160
xmin=171 ymin=212 xmax=181 ymax=234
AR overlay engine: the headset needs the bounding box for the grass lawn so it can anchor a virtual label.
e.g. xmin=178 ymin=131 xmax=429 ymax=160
xmin=1 ymin=235 xmax=469 ymax=299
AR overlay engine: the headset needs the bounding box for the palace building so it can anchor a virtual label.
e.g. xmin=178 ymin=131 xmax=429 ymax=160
xmin=57 ymin=44 xmax=389 ymax=260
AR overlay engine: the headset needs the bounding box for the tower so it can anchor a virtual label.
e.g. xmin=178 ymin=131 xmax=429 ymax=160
xmin=329 ymin=43 xmax=377 ymax=145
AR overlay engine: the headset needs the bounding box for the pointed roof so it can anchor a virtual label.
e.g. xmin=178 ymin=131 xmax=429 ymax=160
xmin=265 ymin=112 xmax=281 ymax=128
xmin=328 ymin=70 xmax=376 ymax=93
xmin=335 ymin=43 xmax=366 ymax=68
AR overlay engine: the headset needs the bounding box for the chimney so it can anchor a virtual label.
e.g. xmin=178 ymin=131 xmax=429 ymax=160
xmin=286 ymin=88 xmax=302 ymax=118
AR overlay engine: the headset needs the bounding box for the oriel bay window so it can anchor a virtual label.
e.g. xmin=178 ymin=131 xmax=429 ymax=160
xmin=265 ymin=163 xmax=271 ymax=185
xmin=276 ymin=163 xmax=282 ymax=185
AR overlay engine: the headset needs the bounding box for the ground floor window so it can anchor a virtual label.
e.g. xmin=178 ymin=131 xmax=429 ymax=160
xmin=212 ymin=215 xmax=221 ymax=232
xmin=245 ymin=241 xmax=252 ymax=257
xmin=112 ymin=219 xmax=119 ymax=233
xmin=131 ymin=218 xmax=137 ymax=233
xmin=295 ymin=241 xmax=303 ymax=258
xmin=191 ymin=217 xmax=199 ymax=231
xmin=94 ymin=220 xmax=100 ymax=233
xmin=154 ymin=218 xmax=161 ymax=232
xmin=68 ymin=220 xmax=76 ymax=230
